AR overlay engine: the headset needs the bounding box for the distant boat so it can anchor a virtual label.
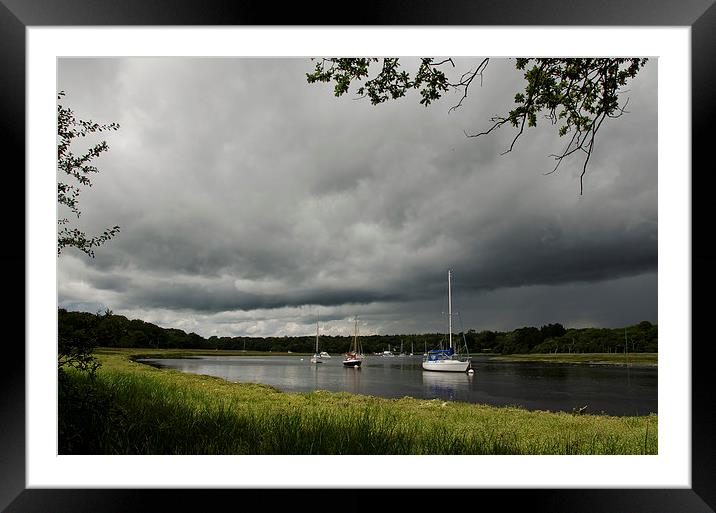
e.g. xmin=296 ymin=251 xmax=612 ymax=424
xmin=410 ymin=340 xmax=414 ymax=356
xmin=310 ymin=314 xmax=323 ymax=364
xmin=319 ymin=351 xmax=331 ymax=359
xmin=343 ymin=317 xmax=364 ymax=367
xmin=399 ymin=340 xmax=407 ymax=357
xmin=422 ymin=270 xmax=472 ymax=373
xmin=381 ymin=349 xmax=395 ymax=357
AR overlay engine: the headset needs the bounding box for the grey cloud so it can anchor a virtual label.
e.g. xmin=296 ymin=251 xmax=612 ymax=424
xmin=57 ymin=57 xmax=657 ymax=335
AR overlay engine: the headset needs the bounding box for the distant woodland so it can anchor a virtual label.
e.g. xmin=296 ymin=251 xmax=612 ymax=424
xmin=58 ymin=309 xmax=657 ymax=355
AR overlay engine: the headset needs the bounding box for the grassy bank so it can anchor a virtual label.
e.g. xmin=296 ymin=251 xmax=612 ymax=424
xmin=114 ymin=348 xmax=658 ymax=366
xmin=58 ymin=348 xmax=657 ymax=455
xmin=484 ymin=352 xmax=658 ymax=366
xmin=117 ymin=348 xmax=312 ymax=358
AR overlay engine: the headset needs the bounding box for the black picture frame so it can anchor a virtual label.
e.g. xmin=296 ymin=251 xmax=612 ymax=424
xmin=3 ymin=1 xmax=714 ymax=511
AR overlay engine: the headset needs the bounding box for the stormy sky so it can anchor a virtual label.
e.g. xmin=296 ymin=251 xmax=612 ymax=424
xmin=56 ymin=57 xmax=657 ymax=338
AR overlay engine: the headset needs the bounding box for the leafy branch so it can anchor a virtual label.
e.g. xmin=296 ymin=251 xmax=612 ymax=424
xmin=306 ymin=57 xmax=648 ymax=194
xmin=57 ymin=91 xmax=120 ymax=257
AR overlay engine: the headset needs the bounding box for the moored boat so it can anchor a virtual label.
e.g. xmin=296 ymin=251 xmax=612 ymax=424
xmin=310 ymin=313 xmax=323 ymax=364
xmin=422 ymin=270 xmax=473 ymax=373
xmin=343 ymin=317 xmax=365 ymax=367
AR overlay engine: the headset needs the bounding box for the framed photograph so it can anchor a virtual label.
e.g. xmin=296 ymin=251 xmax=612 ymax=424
xmin=5 ymin=0 xmax=713 ymax=511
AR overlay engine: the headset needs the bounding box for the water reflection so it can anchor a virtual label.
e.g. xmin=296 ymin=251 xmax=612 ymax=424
xmin=387 ymin=360 xmax=421 ymax=371
xmin=498 ymin=362 xmax=570 ymax=380
xmin=422 ymin=371 xmax=474 ymax=402
xmin=138 ymin=355 xmax=657 ymax=416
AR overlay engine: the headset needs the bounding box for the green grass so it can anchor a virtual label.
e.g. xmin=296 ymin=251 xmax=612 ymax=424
xmin=116 ymin=348 xmax=312 ymax=358
xmin=485 ymin=352 xmax=658 ymax=366
xmin=58 ymin=348 xmax=657 ymax=455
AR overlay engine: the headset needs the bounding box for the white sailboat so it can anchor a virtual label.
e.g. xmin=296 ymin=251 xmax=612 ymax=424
xmin=422 ymin=270 xmax=472 ymax=373
xmin=310 ymin=314 xmax=323 ymax=364
xmin=342 ymin=316 xmax=364 ymax=367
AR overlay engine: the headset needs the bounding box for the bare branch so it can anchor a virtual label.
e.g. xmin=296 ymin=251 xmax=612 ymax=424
xmin=464 ymin=117 xmax=509 ymax=138
xmin=448 ymin=58 xmax=489 ymax=114
xmin=431 ymin=58 xmax=455 ymax=67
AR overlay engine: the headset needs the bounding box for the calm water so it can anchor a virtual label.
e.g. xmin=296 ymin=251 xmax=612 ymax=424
xmin=138 ymin=354 xmax=657 ymax=416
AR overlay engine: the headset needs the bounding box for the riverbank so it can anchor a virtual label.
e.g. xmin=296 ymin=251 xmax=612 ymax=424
xmin=58 ymin=348 xmax=657 ymax=455
xmin=116 ymin=348 xmax=658 ymax=367
xmin=115 ymin=348 xmax=313 ymax=358
xmin=484 ymin=352 xmax=658 ymax=367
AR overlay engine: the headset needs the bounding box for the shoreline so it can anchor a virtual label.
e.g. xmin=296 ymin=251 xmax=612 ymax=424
xmin=480 ymin=352 xmax=658 ymax=367
xmin=57 ymin=348 xmax=658 ymax=455
xmin=99 ymin=347 xmax=658 ymax=366
xmin=116 ymin=347 xmax=657 ymax=415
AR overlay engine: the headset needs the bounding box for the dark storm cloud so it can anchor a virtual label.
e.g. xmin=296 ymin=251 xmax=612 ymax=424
xmin=121 ymin=280 xmax=404 ymax=313
xmin=57 ymin=57 xmax=658 ymax=335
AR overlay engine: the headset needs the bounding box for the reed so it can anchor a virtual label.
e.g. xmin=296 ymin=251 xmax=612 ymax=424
xmin=58 ymin=348 xmax=657 ymax=455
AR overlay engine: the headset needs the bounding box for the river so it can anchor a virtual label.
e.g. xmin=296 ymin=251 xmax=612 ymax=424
xmin=138 ymin=354 xmax=657 ymax=416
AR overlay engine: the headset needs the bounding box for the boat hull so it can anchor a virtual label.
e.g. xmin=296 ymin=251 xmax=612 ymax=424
xmin=342 ymin=359 xmax=363 ymax=367
xmin=422 ymin=358 xmax=472 ymax=372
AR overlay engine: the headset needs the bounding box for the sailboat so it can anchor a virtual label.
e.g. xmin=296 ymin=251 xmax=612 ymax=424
xmin=310 ymin=314 xmax=323 ymax=364
xmin=342 ymin=316 xmax=364 ymax=367
xmin=399 ymin=340 xmax=407 ymax=357
xmin=422 ymin=270 xmax=472 ymax=372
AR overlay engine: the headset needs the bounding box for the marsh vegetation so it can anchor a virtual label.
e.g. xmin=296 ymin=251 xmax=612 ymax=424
xmin=58 ymin=348 xmax=657 ymax=455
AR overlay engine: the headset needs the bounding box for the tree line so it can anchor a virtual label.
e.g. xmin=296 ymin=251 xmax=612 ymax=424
xmin=58 ymin=309 xmax=657 ymax=355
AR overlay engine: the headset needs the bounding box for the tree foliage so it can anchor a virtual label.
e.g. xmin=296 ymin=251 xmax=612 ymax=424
xmin=57 ymin=92 xmax=121 ymax=378
xmin=58 ymin=309 xmax=656 ymax=355
xmin=57 ymin=91 xmax=120 ymax=257
xmin=306 ymin=58 xmax=648 ymax=194
xmin=58 ymin=308 xmax=113 ymax=374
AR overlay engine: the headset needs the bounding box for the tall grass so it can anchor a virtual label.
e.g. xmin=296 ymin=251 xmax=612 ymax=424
xmin=58 ymin=349 xmax=657 ymax=455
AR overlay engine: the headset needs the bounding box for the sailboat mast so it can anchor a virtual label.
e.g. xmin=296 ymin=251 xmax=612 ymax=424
xmin=354 ymin=317 xmax=358 ymax=352
xmin=316 ymin=312 xmax=319 ymax=353
xmin=448 ymin=270 xmax=453 ymax=349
